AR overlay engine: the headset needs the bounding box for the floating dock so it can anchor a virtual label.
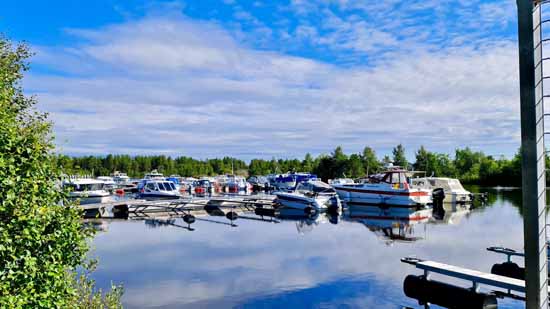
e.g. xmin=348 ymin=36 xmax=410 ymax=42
xmin=78 ymin=194 xmax=277 ymax=219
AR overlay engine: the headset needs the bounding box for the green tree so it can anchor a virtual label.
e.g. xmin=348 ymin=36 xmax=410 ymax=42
xmin=392 ymin=144 xmax=408 ymax=168
xmin=332 ymin=146 xmax=348 ymax=177
xmin=314 ymin=154 xmax=336 ymax=181
xmin=413 ymin=146 xmax=429 ymax=171
xmin=346 ymin=154 xmax=364 ymax=178
xmin=302 ymin=153 xmax=314 ymax=172
xmin=0 ymin=38 xmax=121 ymax=308
xmin=361 ymin=146 xmax=380 ymax=175
xmin=382 ymin=155 xmax=392 ymax=165
xmin=413 ymin=146 xmax=456 ymax=177
xmin=454 ymin=147 xmax=484 ymax=183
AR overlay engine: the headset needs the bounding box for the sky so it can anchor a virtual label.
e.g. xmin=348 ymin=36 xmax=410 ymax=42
xmin=0 ymin=0 xmax=533 ymax=160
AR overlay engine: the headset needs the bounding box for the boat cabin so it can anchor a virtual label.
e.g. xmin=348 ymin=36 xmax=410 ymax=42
xmin=63 ymin=179 xmax=106 ymax=192
xmin=411 ymin=177 xmax=466 ymax=192
xmin=369 ymin=170 xmax=410 ymax=187
xmin=144 ymin=170 xmax=164 ymax=179
xmin=142 ymin=180 xmax=177 ymax=193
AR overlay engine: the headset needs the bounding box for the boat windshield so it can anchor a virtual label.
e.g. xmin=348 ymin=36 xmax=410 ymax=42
xmin=158 ymin=182 xmax=167 ymax=191
xmin=70 ymin=183 xmax=104 ymax=191
xmin=382 ymin=172 xmax=407 ymax=184
xmin=296 ymin=181 xmax=334 ymax=193
xmin=158 ymin=182 xmax=175 ymax=191
xmin=448 ymin=179 xmax=465 ymax=191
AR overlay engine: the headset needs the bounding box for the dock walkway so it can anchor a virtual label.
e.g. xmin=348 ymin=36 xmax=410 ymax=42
xmin=79 ymin=194 xmax=277 ymax=218
xmin=402 ymin=257 xmax=550 ymax=295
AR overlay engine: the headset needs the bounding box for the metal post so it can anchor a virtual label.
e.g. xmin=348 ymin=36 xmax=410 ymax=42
xmin=517 ymin=1 xmax=548 ymax=308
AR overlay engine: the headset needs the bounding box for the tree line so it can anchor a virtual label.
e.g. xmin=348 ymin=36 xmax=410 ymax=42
xmin=57 ymin=144 xmax=534 ymax=186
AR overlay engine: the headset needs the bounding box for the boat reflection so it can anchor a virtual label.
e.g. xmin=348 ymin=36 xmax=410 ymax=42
xmin=344 ymin=205 xmax=432 ymax=245
xmin=431 ymin=202 xmax=473 ymax=225
xmin=95 ymin=201 xmax=475 ymax=244
xmin=274 ymin=208 xmax=339 ymax=235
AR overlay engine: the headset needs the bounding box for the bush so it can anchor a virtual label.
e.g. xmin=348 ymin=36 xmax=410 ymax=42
xmin=0 ymin=37 xmax=121 ymax=308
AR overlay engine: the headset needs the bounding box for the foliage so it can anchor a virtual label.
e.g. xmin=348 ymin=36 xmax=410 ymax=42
xmin=361 ymin=146 xmax=381 ymax=175
xmin=0 ymin=37 xmax=121 ymax=308
xmin=68 ymin=261 xmax=124 ymax=309
xmin=57 ymin=144 xmax=532 ymax=185
xmin=392 ymin=144 xmax=408 ymax=168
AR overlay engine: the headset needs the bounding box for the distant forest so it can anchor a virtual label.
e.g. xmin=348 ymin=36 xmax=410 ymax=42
xmin=56 ymin=145 xmax=533 ymax=186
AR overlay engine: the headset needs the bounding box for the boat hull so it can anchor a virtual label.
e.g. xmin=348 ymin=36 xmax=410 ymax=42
xmin=275 ymin=193 xmax=337 ymax=211
xmin=334 ymin=185 xmax=431 ymax=207
xmin=138 ymin=193 xmax=181 ymax=200
xmin=69 ymin=195 xmax=111 ymax=205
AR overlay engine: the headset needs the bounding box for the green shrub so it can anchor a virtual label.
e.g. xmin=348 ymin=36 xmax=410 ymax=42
xmin=0 ymin=37 xmax=122 ymax=308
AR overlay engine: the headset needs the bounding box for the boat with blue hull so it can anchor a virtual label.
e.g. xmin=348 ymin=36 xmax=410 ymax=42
xmin=137 ymin=179 xmax=181 ymax=200
xmin=268 ymin=172 xmax=318 ymax=190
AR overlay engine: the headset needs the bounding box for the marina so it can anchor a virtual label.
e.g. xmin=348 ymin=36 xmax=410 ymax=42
xmin=3 ymin=0 xmax=548 ymax=307
xmin=87 ymin=186 xmax=528 ymax=308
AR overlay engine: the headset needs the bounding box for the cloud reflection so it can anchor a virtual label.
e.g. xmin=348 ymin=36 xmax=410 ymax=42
xmin=90 ymin=190 xmax=525 ymax=308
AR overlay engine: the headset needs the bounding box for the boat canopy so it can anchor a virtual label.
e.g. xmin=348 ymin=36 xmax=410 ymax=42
xmin=424 ymin=178 xmax=466 ymax=191
xmin=369 ymin=171 xmax=409 ymax=184
xmin=63 ymin=179 xmax=105 ymax=192
xmin=296 ymin=181 xmax=335 ymax=193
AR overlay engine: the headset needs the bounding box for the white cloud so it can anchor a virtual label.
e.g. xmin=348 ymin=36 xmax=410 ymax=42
xmin=28 ymin=8 xmax=521 ymax=159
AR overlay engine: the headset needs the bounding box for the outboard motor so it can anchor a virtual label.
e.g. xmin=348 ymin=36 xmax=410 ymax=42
xmin=432 ymin=188 xmax=445 ymax=219
xmin=491 ymin=262 xmax=524 ymax=280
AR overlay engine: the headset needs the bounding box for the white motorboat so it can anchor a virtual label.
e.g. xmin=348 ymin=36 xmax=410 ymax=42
xmin=144 ymin=170 xmax=164 ymax=180
xmin=137 ymin=179 xmax=181 ymax=200
xmin=410 ymin=177 xmax=471 ymax=204
xmin=333 ymin=169 xmax=432 ymax=208
xmin=225 ymin=175 xmax=248 ymax=193
xmin=275 ymin=180 xmax=340 ymax=213
xmin=112 ymin=171 xmax=130 ymax=184
xmin=181 ymin=177 xmax=198 ymax=192
xmin=97 ymin=176 xmax=117 ymax=191
xmin=63 ymin=178 xmax=111 ymax=205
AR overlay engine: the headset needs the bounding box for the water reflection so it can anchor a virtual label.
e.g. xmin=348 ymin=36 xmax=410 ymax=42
xmin=89 ymin=186 xmax=525 ymax=309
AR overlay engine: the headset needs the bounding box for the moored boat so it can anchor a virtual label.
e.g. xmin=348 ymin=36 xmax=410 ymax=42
xmin=144 ymin=170 xmax=164 ymax=180
xmin=112 ymin=171 xmax=130 ymax=184
xmin=63 ymin=178 xmax=111 ymax=205
xmin=275 ymin=180 xmax=340 ymax=213
xmin=247 ymin=176 xmax=271 ymax=191
xmin=137 ymin=179 xmax=181 ymax=200
xmin=333 ymin=169 xmax=431 ymax=208
xmin=97 ymin=176 xmax=117 ymax=191
xmin=268 ymin=172 xmax=318 ymax=190
xmin=194 ymin=179 xmax=213 ymax=195
xmin=410 ymin=177 xmax=472 ymax=204
xmin=225 ymin=175 xmax=248 ymax=193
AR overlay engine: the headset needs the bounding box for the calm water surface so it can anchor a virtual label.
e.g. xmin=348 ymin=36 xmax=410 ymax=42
xmin=90 ymin=187 xmax=528 ymax=308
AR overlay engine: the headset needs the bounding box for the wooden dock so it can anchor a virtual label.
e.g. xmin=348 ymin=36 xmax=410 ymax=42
xmin=78 ymin=194 xmax=277 ymax=219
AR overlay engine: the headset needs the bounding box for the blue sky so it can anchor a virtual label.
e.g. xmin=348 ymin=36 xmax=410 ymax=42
xmin=1 ymin=0 xmax=526 ymax=159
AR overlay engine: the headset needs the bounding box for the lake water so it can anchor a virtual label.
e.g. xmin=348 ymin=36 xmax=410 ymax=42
xmin=89 ymin=187 xmax=529 ymax=308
